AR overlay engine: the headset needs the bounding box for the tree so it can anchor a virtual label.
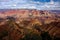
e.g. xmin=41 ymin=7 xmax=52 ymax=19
xmin=21 ymin=33 xmax=42 ymax=40
xmin=0 ymin=30 xmax=8 ymax=40
xmin=41 ymin=31 xmax=52 ymax=40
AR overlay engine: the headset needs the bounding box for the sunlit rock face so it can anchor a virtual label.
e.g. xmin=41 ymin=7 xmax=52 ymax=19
xmin=0 ymin=9 xmax=55 ymax=17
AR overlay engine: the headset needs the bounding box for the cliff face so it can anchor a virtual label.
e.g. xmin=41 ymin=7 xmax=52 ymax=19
xmin=1 ymin=9 xmax=60 ymax=24
xmin=0 ymin=9 xmax=60 ymax=40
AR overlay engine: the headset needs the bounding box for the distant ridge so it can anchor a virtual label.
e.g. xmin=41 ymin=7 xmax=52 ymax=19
xmin=0 ymin=9 xmax=60 ymax=14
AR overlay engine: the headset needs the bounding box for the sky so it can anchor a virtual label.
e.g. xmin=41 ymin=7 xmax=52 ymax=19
xmin=0 ymin=0 xmax=60 ymax=10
